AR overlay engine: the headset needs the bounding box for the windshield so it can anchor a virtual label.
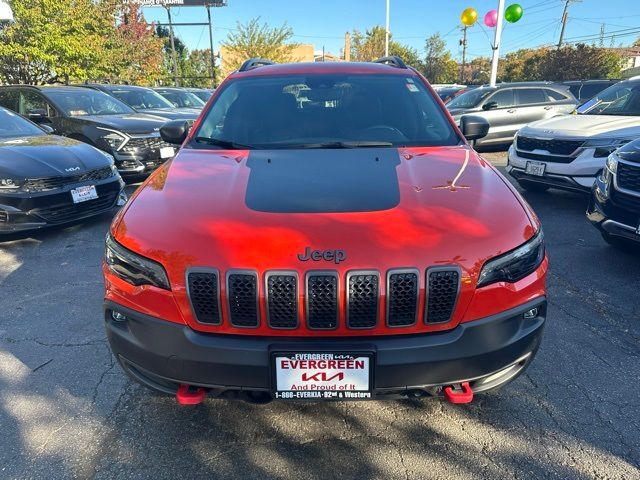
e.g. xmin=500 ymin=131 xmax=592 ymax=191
xmin=45 ymin=89 xmax=134 ymax=116
xmin=191 ymin=90 xmax=213 ymax=102
xmin=156 ymin=90 xmax=205 ymax=109
xmin=108 ymin=88 xmax=174 ymax=110
xmin=0 ymin=108 xmax=45 ymax=139
xmin=447 ymin=88 xmax=492 ymax=109
xmin=193 ymin=74 xmax=461 ymax=149
xmin=577 ymin=82 xmax=640 ymax=116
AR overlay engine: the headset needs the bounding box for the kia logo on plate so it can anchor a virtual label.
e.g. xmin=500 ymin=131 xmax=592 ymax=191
xmin=297 ymin=247 xmax=346 ymax=264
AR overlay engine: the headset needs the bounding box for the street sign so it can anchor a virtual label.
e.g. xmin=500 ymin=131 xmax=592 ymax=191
xmin=125 ymin=0 xmax=226 ymax=6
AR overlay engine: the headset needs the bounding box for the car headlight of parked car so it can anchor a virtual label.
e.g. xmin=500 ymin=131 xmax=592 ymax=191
xmin=105 ymin=234 xmax=170 ymax=290
xmin=596 ymin=152 xmax=618 ymax=200
xmin=583 ymin=138 xmax=632 ymax=158
xmin=0 ymin=178 xmax=23 ymax=191
xmin=477 ymin=230 xmax=545 ymax=288
xmin=97 ymin=128 xmax=129 ymax=152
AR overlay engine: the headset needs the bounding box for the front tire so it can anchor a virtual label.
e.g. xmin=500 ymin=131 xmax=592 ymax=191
xmin=517 ymin=180 xmax=549 ymax=193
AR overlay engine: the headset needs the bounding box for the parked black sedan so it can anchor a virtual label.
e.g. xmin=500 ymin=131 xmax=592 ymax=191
xmin=588 ymin=138 xmax=640 ymax=250
xmin=153 ymin=87 xmax=206 ymax=110
xmin=78 ymin=84 xmax=201 ymax=121
xmin=0 ymin=85 xmax=176 ymax=179
xmin=0 ymin=107 xmax=125 ymax=236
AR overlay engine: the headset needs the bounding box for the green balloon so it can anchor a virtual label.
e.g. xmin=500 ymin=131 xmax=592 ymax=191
xmin=505 ymin=3 xmax=524 ymax=23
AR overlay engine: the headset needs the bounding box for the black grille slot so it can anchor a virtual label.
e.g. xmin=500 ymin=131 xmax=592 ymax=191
xmin=33 ymin=191 xmax=118 ymax=223
xmin=23 ymin=166 xmax=115 ymax=192
xmin=227 ymin=272 xmax=259 ymax=327
xmin=515 ymin=151 xmax=576 ymax=164
xmin=611 ymin=189 xmax=640 ymax=212
xmin=517 ymin=136 xmax=583 ymax=156
xmin=306 ymin=273 xmax=338 ymax=329
xmin=617 ymin=162 xmax=640 ymax=192
xmin=347 ymin=272 xmax=379 ymax=329
xmin=387 ymin=270 xmax=419 ymax=327
xmin=0 ymin=210 xmax=7 ymax=223
xmin=426 ymin=269 xmax=459 ymax=324
xmin=266 ymin=273 xmax=298 ymax=329
xmin=187 ymin=271 xmax=221 ymax=325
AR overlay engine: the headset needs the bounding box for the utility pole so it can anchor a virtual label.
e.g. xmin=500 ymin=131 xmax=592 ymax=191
xmin=460 ymin=25 xmax=468 ymax=84
xmin=344 ymin=32 xmax=351 ymax=61
xmin=598 ymin=23 xmax=605 ymax=47
xmin=207 ymin=5 xmax=216 ymax=87
xmin=165 ymin=6 xmax=179 ymax=87
xmin=489 ymin=0 xmax=505 ymax=87
xmin=558 ymin=0 xmax=581 ymax=49
xmin=385 ymin=0 xmax=390 ymax=56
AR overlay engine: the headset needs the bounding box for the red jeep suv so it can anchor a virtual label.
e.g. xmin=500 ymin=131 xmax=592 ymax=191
xmin=104 ymin=57 xmax=547 ymax=404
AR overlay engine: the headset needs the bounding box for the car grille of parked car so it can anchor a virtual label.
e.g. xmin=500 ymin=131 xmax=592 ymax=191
xmin=186 ymin=268 xmax=461 ymax=331
xmin=33 ymin=191 xmax=119 ymax=224
xmin=516 ymin=136 xmax=584 ymax=163
xmin=22 ymin=166 xmax=115 ymax=192
xmin=616 ymin=162 xmax=640 ymax=193
xmin=0 ymin=210 xmax=7 ymax=223
xmin=122 ymin=137 xmax=173 ymax=155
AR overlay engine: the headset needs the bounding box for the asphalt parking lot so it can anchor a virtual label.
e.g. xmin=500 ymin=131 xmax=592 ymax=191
xmin=0 ymin=151 xmax=639 ymax=480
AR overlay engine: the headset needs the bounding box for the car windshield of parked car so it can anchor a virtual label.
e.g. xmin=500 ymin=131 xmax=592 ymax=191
xmin=108 ymin=88 xmax=174 ymax=110
xmin=0 ymin=108 xmax=46 ymax=139
xmin=193 ymin=74 xmax=461 ymax=149
xmin=191 ymin=90 xmax=213 ymax=102
xmin=446 ymin=88 xmax=492 ymax=109
xmin=45 ymin=89 xmax=135 ymax=116
xmin=577 ymin=83 xmax=640 ymax=116
xmin=157 ymin=90 xmax=205 ymax=108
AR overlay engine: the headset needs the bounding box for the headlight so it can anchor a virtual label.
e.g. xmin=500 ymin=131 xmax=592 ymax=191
xmin=97 ymin=128 xmax=128 ymax=151
xmin=477 ymin=230 xmax=545 ymax=288
xmin=0 ymin=178 xmax=22 ymax=191
xmin=105 ymin=234 xmax=170 ymax=290
xmin=583 ymin=138 xmax=632 ymax=158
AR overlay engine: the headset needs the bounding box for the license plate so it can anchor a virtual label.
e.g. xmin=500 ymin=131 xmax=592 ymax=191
xmin=273 ymin=353 xmax=373 ymax=400
xmin=160 ymin=146 xmax=175 ymax=159
xmin=70 ymin=185 xmax=98 ymax=204
xmin=525 ymin=161 xmax=546 ymax=177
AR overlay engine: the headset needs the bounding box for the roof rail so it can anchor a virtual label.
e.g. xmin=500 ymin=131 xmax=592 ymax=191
xmin=239 ymin=58 xmax=276 ymax=72
xmin=372 ymin=56 xmax=407 ymax=69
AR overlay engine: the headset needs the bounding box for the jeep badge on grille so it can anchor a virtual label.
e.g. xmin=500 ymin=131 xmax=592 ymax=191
xmin=297 ymin=247 xmax=346 ymax=264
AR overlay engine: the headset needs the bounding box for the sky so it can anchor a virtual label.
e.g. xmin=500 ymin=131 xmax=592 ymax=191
xmin=141 ymin=0 xmax=640 ymax=60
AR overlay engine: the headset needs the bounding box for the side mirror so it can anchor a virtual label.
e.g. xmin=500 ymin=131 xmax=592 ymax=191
xmin=482 ymin=101 xmax=498 ymax=111
xmin=40 ymin=124 xmax=54 ymax=134
xmin=460 ymin=115 xmax=490 ymax=141
xmin=160 ymin=120 xmax=191 ymax=145
xmin=28 ymin=108 xmax=49 ymax=123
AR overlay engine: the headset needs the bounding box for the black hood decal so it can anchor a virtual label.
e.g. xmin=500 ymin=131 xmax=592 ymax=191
xmin=245 ymin=148 xmax=401 ymax=213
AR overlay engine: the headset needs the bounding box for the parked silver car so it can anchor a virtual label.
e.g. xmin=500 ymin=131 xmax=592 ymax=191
xmin=446 ymin=82 xmax=578 ymax=148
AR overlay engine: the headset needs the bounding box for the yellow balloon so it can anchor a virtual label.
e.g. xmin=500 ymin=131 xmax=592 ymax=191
xmin=461 ymin=7 xmax=478 ymax=26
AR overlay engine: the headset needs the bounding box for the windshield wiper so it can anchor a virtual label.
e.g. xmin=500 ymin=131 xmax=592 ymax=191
xmin=288 ymin=141 xmax=394 ymax=149
xmin=194 ymin=137 xmax=255 ymax=149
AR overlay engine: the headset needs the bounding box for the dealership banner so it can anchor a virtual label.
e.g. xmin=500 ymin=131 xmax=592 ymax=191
xmin=125 ymin=0 xmax=226 ymax=6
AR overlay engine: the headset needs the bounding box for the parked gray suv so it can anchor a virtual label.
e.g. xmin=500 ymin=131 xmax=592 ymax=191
xmin=446 ymin=82 xmax=578 ymax=148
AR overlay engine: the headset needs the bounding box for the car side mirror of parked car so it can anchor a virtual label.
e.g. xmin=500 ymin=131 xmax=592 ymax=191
xmin=40 ymin=124 xmax=54 ymax=134
xmin=28 ymin=108 xmax=49 ymax=123
xmin=160 ymin=120 xmax=191 ymax=145
xmin=460 ymin=115 xmax=490 ymax=141
xmin=482 ymin=101 xmax=498 ymax=111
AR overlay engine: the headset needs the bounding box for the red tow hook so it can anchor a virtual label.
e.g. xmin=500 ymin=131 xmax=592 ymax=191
xmin=443 ymin=382 xmax=474 ymax=404
xmin=176 ymin=384 xmax=207 ymax=405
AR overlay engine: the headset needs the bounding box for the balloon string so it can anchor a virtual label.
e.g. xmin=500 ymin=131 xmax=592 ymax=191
xmin=476 ymin=22 xmax=496 ymax=49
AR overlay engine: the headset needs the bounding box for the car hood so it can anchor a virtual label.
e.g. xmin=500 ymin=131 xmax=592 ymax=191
xmin=0 ymin=135 xmax=112 ymax=179
xmin=138 ymin=108 xmax=200 ymax=120
xmin=113 ymin=146 xmax=536 ymax=280
xmin=523 ymin=114 xmax=640 ymax=139
xmin=78 ymin=113 xmax=168 ymax=134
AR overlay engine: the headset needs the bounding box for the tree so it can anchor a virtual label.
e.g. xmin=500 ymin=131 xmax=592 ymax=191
xmin=181 ymin=49 xmax=218 ymax=88
xmin=350 ymin=26 xmax=421 ymax=68
xmin=422 ymin=33 xmax=458 ymax=83
xmin=221 ymin=17 xmax=298 ymax=74
xmin=466 ymin=56 xmax=491 ymax=84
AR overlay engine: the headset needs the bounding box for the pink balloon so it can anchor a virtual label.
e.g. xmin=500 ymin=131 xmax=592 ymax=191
xmin=484 ymin=9 xmax=498 ymax=28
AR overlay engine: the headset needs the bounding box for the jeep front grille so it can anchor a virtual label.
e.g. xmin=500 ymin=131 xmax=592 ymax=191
xmin=425 ymin=268 xmax=460 ymax=324
xmin=387 ymin=269 xmax=419 ymax=326
xmin=266 ymin=272 xmax=298 ymax=329
xmin=227 ymin=272 xmax=259 ymax=327
xmin=187 ymin=270 xmax=221 ymax=325
xmin=306 ymin=272 xmax=339 ymax=329
xmin=347 ymin=271 xmax=380 ymax=329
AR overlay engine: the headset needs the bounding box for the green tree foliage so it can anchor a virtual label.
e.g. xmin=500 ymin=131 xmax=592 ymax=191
xmin=350 ymin=26 xmax=420 ymax=68
xmin=222 ymin=17 xmax=299 ymax=72
xmin=422 ymin=33 xmax=459 ymax=83
xmin=181 ymin=49 xmax=218 ymax=88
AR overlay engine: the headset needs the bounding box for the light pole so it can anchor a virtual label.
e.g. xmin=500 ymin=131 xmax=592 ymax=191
xmin=0 ymin=0 xmax=14 ymax=23
xmin=489 ymin=0 xmax=506 ymax=87
xmin=385 ymin=0 xmax=390 ymax=56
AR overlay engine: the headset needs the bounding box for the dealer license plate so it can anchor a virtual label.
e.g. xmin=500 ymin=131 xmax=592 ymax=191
xmin=273 ymin=353 xmax=373 ymax=400
xmin=525 ymin=161 xmax=546 ymax=177
xmin=160 ymin=146 xmax=175 ymax=159
xmin=70 ymin=185 xmax=98 ymax=204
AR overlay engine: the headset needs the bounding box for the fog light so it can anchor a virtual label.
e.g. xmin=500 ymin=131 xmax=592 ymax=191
xmin=523 ymin=308 xmax=538 ymax=319
xmin=111 ymin=311 xmax=127 ymax=322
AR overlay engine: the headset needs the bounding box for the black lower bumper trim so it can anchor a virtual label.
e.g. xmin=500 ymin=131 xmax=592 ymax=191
xmin=105 ymin=297 xmax=547 ymax=397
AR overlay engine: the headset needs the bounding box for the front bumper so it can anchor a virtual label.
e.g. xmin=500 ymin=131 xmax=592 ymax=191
xmin=111 ymin=139 xmax=176 ymax=178
xmin=587 ymin=182 xmax=640 ymax=243
xmin=0 ymin=177 xmax=124 ymax=235
xmin=105 ymin=297 xmax=547 ymax=399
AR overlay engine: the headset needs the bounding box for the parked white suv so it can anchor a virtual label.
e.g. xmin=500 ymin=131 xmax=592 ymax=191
xmin=507 ymin=78 xmax=640 ymax=193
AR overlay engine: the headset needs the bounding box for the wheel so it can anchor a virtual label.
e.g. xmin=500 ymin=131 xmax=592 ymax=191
xmin=601 ymin=232 xmax=639 ymax=252
xmin=517 ymin=180 xmax=549 ymax=193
